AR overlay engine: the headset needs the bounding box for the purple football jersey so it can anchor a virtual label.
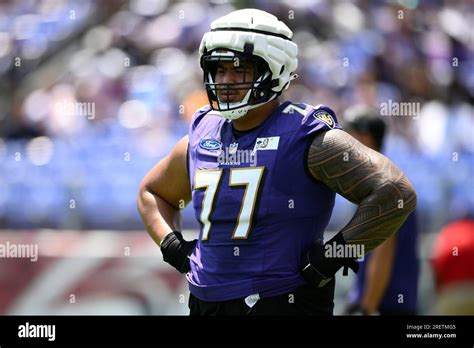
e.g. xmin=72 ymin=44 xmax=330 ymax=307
xmin=186 ymin=101 xmax=341 ymax=301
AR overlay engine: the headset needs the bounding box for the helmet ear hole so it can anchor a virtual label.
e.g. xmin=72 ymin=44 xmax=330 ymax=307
xmin=253 ymin=88 xmax=268 ymax=100
xmin=280 ymin=65 xmax=285 ymax=74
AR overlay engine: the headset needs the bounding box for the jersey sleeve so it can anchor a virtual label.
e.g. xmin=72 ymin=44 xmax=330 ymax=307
xmin=299 ymin=104 xmax=341 ymax=137
xmin=289 ymin=103 xmax=342 ymax=183
xmin=188 ymin=104 xmax=213 ymax=138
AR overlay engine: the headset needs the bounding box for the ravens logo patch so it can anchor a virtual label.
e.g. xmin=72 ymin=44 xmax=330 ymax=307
xmin=313 ymin=110 xmax=335 ymax=128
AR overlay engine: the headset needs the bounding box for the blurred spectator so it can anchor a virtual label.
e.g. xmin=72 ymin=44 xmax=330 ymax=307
xmin=431 ymin=219 xmax=474 ymax=315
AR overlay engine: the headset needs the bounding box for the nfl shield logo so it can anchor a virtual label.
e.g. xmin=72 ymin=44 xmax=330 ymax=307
xmin=229 ymin=142 xmax=239 ymax=155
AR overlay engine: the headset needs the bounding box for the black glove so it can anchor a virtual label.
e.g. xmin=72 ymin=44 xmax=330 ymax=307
xmin=301 ymin=232 xmax=360 ymax=287
xmin=160 ymin=231 xmax=197 ymax=274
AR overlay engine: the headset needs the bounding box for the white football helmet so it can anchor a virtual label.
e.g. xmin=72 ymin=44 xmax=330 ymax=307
xmin=199 ymin=9 xmax=298 ymax=120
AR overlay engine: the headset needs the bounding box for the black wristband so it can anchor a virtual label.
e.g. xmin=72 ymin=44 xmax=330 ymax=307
xmin=160 ymin=231 xmax=183 ymax=250
xmin=160 ymin=231 xmax=197 ymax=274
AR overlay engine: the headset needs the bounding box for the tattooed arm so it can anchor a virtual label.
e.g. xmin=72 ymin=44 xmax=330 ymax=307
xmin=307 ymin=129 xmax=416 ymax=253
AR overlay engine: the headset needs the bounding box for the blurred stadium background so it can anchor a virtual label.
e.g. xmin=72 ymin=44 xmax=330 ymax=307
xmin=0 ymin=0 xmax=472 ymax=315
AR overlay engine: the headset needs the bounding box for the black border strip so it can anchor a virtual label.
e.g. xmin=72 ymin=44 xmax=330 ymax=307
xmin=1 ymin=315 xmax=473 ymax=346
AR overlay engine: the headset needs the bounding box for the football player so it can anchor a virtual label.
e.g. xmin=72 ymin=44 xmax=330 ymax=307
xmin=138 ymin=9 xmax=417 ymax=315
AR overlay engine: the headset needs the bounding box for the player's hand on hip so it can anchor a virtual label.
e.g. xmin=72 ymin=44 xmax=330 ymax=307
xmin=160 ymin=231 xmax=197 ymax=273
xmin=300 ymin=232 xmax=359 ymax=287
